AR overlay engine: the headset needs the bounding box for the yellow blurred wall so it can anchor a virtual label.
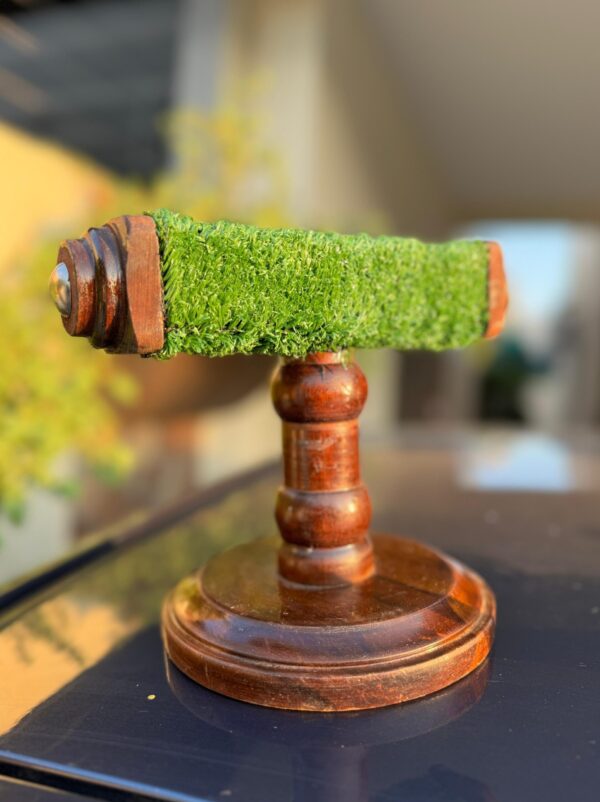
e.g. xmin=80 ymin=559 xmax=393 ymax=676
xmin=0 ymin=121 xmax=114 ymax=271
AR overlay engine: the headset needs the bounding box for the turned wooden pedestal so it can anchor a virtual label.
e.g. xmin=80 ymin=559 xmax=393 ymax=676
xmin=162 ymin=352 xmax=495 ymax=711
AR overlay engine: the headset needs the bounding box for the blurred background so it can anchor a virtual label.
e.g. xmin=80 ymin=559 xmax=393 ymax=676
xmin=2 ymin=0 xmax=600 ymax=585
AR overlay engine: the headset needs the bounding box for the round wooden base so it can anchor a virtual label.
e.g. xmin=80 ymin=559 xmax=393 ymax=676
xmin=162 ymin=534 xmax=495 ymax=712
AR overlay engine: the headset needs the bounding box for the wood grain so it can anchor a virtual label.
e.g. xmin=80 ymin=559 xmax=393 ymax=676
xmin=485 ymin=241 xmax=509 ymax=339
xmin=273 ymin=352 xmax=373 ymax=584
xmin=162 ymin=533 xmax=495 ymax=711
xmin=162 ymin=351 xmax=496 ymax=710
xmin=57 ymin=214 xmax=163 ymax=354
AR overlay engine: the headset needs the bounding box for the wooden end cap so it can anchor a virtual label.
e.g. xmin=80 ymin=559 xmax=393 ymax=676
xmin=485 ymin=241 xmax=508 ymax=339
xmin=56 ymin=214 xmax=164 ymax=355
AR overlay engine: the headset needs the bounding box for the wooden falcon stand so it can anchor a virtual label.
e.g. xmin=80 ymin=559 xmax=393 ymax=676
xmin=50 ymin=214 xmax=508 ymax=711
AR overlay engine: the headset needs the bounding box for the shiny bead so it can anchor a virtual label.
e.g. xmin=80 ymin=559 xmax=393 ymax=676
xmin=49 ymin=262 xmax=71 ymax=317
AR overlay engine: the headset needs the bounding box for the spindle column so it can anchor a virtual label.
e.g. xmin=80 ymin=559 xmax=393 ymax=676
xmin=272 ymin=352 xmax=373 ymax=586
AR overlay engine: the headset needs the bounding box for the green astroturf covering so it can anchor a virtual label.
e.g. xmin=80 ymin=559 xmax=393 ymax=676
xmin=149 ymin=209 xmax=490 ymax=358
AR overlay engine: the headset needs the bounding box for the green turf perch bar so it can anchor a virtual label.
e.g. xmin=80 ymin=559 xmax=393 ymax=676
xmin=49 ymin=210 xmax=508 ymax=356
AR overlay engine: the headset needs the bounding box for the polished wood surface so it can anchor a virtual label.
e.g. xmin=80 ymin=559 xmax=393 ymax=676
xmin=273 ymin=353 xmax=373 ymax=584
xmin=57 ymin=214 xmax=163 ymax=354
xmin=484 ymin=241 xmax=508 ymax=339
xmin=163 ymin=533 xmax=494 ymax=711
xmin=162 ymin=352 xmax=496 ymax=710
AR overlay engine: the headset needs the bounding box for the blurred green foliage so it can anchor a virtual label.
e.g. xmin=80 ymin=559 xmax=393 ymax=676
xmin=0 ymin=236 xmax=137 ymax=522
xmin=0 ymin=94 xmax=289 ymax=521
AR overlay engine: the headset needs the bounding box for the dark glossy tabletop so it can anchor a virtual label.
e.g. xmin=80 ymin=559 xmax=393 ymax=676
xmin=0 ymin=429 xmax=599 ymax=802
xmin=0 ymin=778 xmax=90 ymax=801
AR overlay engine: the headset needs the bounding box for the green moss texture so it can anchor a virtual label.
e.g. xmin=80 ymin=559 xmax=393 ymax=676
xmin=149 ymin=209 xmax=489 ymax=358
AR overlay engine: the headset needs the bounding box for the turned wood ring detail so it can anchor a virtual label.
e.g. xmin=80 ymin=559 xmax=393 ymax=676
xmin=272 ymin=352 xmax=374 ymax=586
xmin=57 ymin=215 xmax=163 ymax=354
